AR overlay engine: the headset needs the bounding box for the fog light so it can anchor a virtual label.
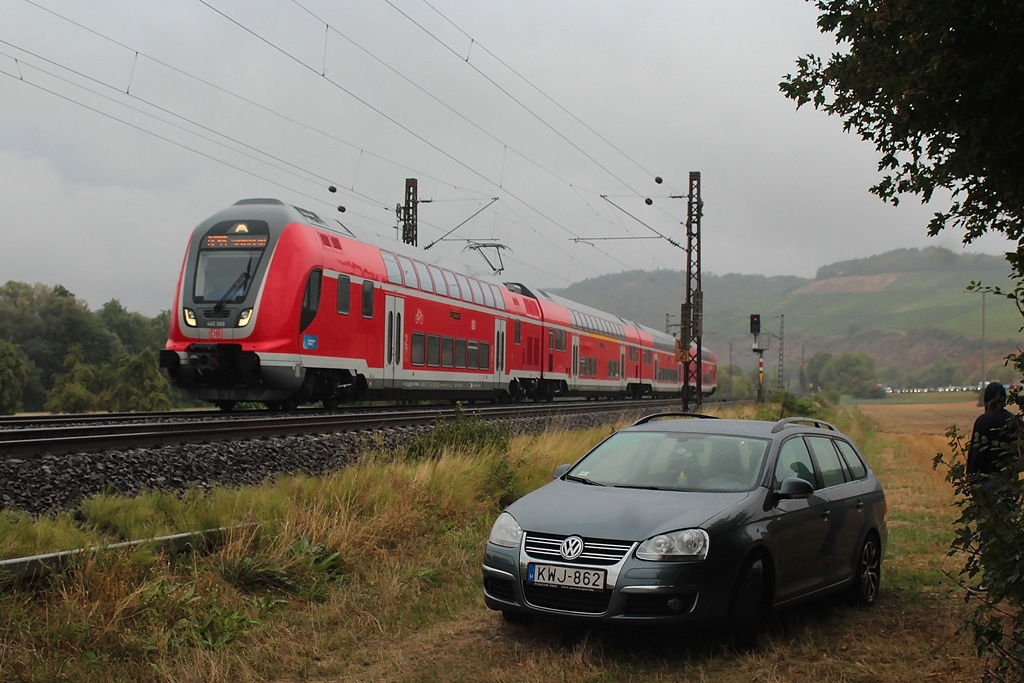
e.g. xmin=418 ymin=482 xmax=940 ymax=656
xmin=667 ymin=598 xmax=684 ymax=612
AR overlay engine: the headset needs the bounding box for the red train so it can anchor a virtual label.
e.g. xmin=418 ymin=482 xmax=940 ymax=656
xmin=159 ymin=198 xmax=717 ymax=410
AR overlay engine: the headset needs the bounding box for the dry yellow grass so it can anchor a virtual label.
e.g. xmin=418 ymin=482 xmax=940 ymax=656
xmin=0 ymin=403 xmax=991 ymax=682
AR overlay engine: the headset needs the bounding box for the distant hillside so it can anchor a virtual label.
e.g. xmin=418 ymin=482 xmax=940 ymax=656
xmin=550 ymin=247 xmax=1021 ymax=383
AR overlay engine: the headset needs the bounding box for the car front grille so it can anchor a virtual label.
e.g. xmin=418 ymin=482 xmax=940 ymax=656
xmin=524 ymin=533 xmax=633 ymax=566
xmin=522 ymin=582 xmax=612 ymax=614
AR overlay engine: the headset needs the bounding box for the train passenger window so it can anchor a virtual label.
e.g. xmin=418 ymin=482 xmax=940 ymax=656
xmin=398 ymin=256 xmax=419 ymax=289
xmin=548 ymin=328 xmax=554 ymax=350
xmin=441 ymin=336 xmax=454 ymax=367
xmin=479 ymin=341 xmax=490 ymax=370
xmin=489 ymin=283 xmax=505 ymax=310
xmin=455 ymin=274 xmax=473 ymax=303
xmin=300 ymin=269 xmax=322 ymax=333
xmin=362 ymin=281 xmax=374 ymax=318
xmin=455 ymin=339 xmax=467 ymax=368
xmin=427 ymin=334 xmax=441 ymax=367
xmin=467 ymin=340 xmax=479 ymax=369
xmin=381 ymin=252 xmax=403 ymax=286
xmin=515 ymin=320 xmax=521 ymax=345
xmin=428 ymin=265 xmax=447 ymax=297
xmin=443 ymin=270 xmax=460 ymax=299
xmin=337 ymin=275 xmax=351 ymax=315
xmin=413 ymin=261 xmax=433 ymax=293
xmin=480 ymin=281 xmax=495 ymax=308
xmin=468 ymin=278 xmax=485 ymax=305
xmin=411 ymin=332 xmax=426 ymax=366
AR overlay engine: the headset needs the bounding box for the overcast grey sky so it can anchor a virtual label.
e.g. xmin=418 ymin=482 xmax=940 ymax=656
xmin=0 ymin=0 xmax=1012 ymax=317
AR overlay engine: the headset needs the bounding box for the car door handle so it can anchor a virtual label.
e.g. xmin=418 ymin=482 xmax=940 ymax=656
xmin=855 ymin=500 xmax=865 ymax=511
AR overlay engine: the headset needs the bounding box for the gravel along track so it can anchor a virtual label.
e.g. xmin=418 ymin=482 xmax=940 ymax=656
xmin=1 ymin=409 xmax=631 ymax=516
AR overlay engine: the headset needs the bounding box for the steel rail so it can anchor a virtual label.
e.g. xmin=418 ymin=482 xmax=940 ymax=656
xmin=1 ymin=399 xmax=681 ymax=459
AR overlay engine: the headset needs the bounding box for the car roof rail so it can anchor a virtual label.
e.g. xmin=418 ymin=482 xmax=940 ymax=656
xmin=632 ymin=412 xmax=719 ymax=425
xmin=771 ymin=417 xmax=839 ymax=433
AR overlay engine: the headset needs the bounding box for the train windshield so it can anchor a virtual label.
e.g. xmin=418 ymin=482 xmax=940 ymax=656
xmin=193 ymin=220 xmax=270 ymax=304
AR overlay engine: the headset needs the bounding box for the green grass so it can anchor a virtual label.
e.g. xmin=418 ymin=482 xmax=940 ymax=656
xmin=0 ymin=404 xmax=986 ymax=682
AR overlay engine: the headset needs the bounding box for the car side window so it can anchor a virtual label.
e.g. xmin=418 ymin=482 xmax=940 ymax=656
xmin=775 ymin=437 xmax=816 ymax=488
xmin=806 ymin=436 xmax=848 ymax=488
xmin=835 ymin=439 xmax=868 ymax=479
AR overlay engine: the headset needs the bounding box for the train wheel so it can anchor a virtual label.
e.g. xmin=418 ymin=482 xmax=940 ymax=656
xmin=215 ymin=400 xmax=236 ymax=412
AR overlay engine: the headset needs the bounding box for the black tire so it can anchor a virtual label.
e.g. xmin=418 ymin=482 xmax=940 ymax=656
xmin=850 ymin=533 xmax=881 ymax=606
xmin=727 ymin=556 xmax=765 ymax=652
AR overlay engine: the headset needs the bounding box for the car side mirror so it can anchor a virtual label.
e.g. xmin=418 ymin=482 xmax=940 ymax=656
xmin=777 ymin=476 xmax=814 ymax=499
xmin=553 ymin=464 xmax=572 ymax=479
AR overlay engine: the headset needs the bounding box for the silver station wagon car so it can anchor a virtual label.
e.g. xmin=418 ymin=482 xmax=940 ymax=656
xmin=482 ymin=413 xmax=888 ymax=649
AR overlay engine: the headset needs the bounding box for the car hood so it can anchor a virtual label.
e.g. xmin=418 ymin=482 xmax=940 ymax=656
xmin=506 ymin=479 xmax=756 ymax=540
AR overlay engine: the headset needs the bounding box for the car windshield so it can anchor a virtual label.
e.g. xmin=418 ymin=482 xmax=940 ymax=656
xmin=567 ymin=430 xmax=769 ymax=492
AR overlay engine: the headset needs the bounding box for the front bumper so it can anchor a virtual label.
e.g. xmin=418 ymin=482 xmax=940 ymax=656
xmin=482 ymin=539 xmax=734 ymax=623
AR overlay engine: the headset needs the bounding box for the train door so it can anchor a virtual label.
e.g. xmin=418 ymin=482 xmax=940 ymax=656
xmin=620 ymin=348 xmax=626 ymax=392
xmin=571 ymin=334 xmax=580 ymax=392
xmin=384 ymin=295 xmax=404 ymax=389
xmin=493 ymin=319 xmax=506 ymax=390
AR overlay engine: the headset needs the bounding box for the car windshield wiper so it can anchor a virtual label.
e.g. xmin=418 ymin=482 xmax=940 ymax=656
xmin=214 ymin=257 xmax=252 ymax=312
xmin=613 ymin=483 xmax=667 ymax=490
xmin=564 ymin=474 xmax=608 ymax=486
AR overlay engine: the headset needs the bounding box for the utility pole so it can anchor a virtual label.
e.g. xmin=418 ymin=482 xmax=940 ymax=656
xmin=397 ymin=178 xmax=418 ymax=246
xmin=679 ymin=172 xmax=703 ymax=411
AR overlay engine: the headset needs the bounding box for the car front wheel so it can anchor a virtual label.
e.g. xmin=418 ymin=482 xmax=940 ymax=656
xmin=850 ymin=533 xmax=881 ymax=606
xmin=727 ymin=556 xmax=765 ymax=652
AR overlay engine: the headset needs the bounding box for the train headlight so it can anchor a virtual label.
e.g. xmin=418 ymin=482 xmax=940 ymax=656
xmin=237 ymin=308 xmax=253 ymax=327
xmin=183 ymin=308 xmax=197 ymax=327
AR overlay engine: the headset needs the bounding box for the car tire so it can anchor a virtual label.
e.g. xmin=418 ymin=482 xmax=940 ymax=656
xmin=850 ymin=533 xmax=881 ymax=606
xmin=727 ymin=556 xmax=764 ymax=652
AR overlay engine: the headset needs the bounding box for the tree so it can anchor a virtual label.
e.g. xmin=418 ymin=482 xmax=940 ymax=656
xmin=820 ymin=352 xmax=882 ymax=398
xmin=780 ymin=2 xmax=1024 ymax=264
xmin=45 ymin=345 xmax=101 ymax=414
xmin=105 ymin=350 xmax=173 ymax=412
xmin=782 ymin=3 xmax=1024 ymax=677
xmin=0 ymin=340 xmax=31 ymax=414
xmin=97 ymin=299 xmax=166 ymax=354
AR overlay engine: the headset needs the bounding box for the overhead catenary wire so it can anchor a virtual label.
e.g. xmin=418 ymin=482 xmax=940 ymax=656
xmin=4 ymin=0 xmax=694 ymax=313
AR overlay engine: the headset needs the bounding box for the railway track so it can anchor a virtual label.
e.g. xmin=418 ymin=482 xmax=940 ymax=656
xmin=0 ymin=399 xmax=695 ymax=459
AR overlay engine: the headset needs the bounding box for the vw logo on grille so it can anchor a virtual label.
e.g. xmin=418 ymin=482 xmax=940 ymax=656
xmin=559 ymin=536 xmax=585 ymax=561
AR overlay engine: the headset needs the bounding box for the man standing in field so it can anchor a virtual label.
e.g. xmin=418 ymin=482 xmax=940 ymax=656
xmin=966 ymin=381 xmax=1018 ymax=592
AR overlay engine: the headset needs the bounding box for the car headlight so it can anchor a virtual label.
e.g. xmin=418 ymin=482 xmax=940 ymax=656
xmin=488 ymin=512 xmax=523 ymax=548
xmin=636 ymin=528 xmax=709 ymax=561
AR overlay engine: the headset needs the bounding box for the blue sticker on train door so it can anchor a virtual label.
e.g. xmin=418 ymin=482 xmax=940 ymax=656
xmin=303 ymin=334 xmax=318 ymax=350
